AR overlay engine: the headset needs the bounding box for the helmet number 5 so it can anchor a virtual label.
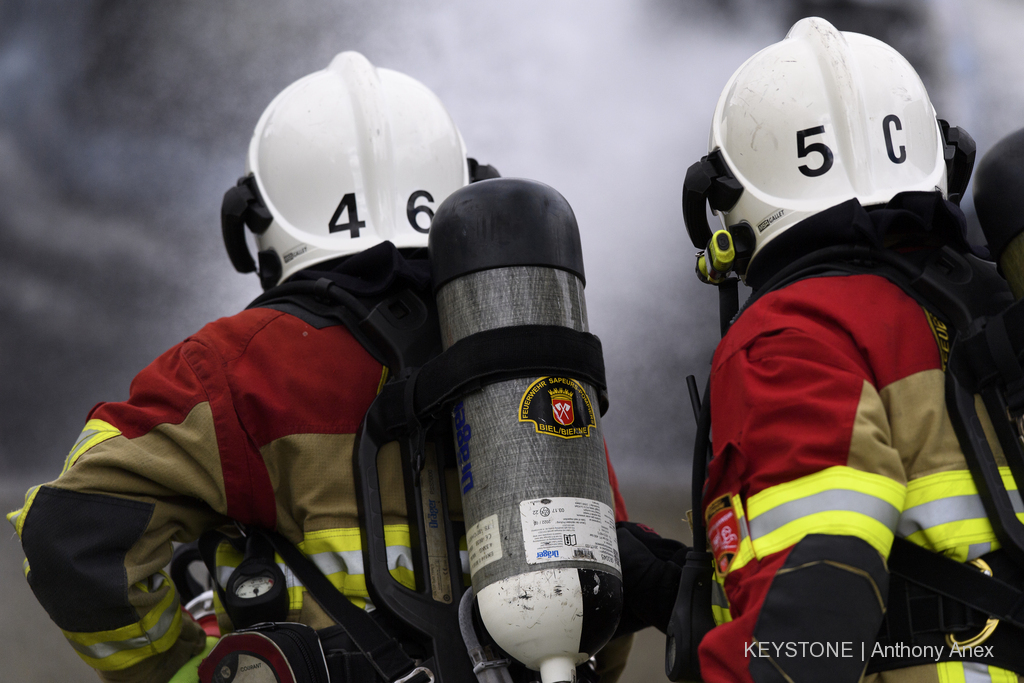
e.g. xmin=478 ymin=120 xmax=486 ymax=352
xmin=407 ymin=190 xmax=435 ymax=233
xmin=797 ymin=126 xmax=834 ymax=178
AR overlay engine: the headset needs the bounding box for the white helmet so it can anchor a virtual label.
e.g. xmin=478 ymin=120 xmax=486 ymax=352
xmin=222 ymin=51 xmax=474 ymax=289
xmin=682 ymin=17 xmax=975 ymax=276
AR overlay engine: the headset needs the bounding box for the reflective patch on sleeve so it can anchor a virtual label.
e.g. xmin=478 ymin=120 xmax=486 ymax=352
xmin=6 ymin=484 xmax=42 ymax=538
xmin=62 ymin=576 xmax=181 ymax=671
xmin=20 ymin=487 xmax=155 ymax=632
xmin=61 ymin=420 xmax=122 ymax=474
xmin=745 ymin=466 xmax=906 ymax=560
xmin=897 ymin=467 xmax=1019 ymax=562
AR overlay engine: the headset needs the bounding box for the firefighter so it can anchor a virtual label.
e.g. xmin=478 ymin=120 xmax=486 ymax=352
xmin=621 ymin=16 xmax=1024 ymax=683
xmin=6 ymin=51 xmax=629 ymax=683
xmin=685 ymin=17 xmax=1021 ymax=683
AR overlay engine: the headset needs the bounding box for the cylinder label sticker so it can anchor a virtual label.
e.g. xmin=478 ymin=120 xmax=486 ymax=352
xmin=518 ymin=377 xmax=597 ymax=439
xmin=520 ymin=497 xmax=620 ymax=571
xmin=467 ymin=514 xmax=503 ymax=575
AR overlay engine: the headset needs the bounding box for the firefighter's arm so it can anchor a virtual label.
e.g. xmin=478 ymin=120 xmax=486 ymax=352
xmin=8 ymin=339 xmax=235 ymax=683
xmin=698 ymin=327 xmax=907 ymax=683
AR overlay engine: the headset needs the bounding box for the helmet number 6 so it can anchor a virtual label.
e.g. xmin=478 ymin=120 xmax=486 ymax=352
xmin=797 ymin=126 xmax=834 ymax=178
xmin=407 ymin=190 xmax=435 ymax=233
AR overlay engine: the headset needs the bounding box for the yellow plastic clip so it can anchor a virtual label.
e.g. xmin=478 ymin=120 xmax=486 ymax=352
xmin=695 ymin=230 xmax=735 ymax=285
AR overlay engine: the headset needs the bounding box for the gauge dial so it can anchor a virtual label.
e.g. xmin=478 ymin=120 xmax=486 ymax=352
xmin=234 ymin=575 xmax=275 ymax=599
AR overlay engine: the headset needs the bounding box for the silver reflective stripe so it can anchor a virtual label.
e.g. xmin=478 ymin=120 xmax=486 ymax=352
xmin=968 ymin=543 xmax=993 ymax=561
xmin=309 ymin=549 xmax=347 ymax=575
xmin=711 ymin=581 xmax=729 ymax=609
xmin=67 ymin=596 xmax=178 ymax=660
xmin=738 ymin=512 xmax=750 ymax=542
xmin=278 ymin=564 xmax=300 ymax=590
xmin=70 ymin=428 xmax=101 ymax=455
xmin=897 ymin=490 xmax=1024 ymax=538
xmin=339 ymin=549 xmax=364 ymax=575
xmin=962 ymin=661 xmax=993 ymax=683
xmin=747 ymin=490 xmax=901 ymax=539
xmin=387 ymin=545 xmax=414 ymax=572
xmin=216 ymin=566 xmax=234 ymax=588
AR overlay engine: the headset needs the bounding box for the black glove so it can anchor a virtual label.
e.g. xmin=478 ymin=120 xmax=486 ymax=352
xmin=615 ymin=521 xmax=689 ymax=637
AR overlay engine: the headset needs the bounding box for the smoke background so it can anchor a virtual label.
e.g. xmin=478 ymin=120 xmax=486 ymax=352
xmin=1 ymin=1 xmax=1023 ymax=680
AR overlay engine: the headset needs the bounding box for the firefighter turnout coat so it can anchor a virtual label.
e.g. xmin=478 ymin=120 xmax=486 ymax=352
xmin=6 ymin=278 xmax=630 ymax=682
xmin=698 ymin=199 xmax=1023 ymax=683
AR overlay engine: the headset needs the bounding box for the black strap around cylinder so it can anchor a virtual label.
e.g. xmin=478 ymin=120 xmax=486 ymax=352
xmin=411 ymin=324 xmax=607 ymax=419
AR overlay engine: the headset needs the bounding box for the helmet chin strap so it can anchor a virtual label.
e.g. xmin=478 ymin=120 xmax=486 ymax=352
xmin=939 ymin=119 xmax=977 ymax=205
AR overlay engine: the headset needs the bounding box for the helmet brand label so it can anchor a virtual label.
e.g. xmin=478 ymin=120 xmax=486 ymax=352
xmin=520 ymin=497 xmax=620 ymax=572
xmin=282 ymin=245 xmax=308 ymax=264
xmin=519 ymin=377 xmax=596 ymax=439
xmin=757 ymin=209 xmax=785 ymax=233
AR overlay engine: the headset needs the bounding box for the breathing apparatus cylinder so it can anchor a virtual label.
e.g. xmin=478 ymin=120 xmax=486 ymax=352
xmin=973 ymin=127 xmax=1024 ymax=299
xmin=428 ymin=178 xmax=622 ymax=683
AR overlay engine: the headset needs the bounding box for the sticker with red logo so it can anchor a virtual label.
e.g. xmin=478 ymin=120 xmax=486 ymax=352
xmin=705 ymin=494 xmax=740 ymax=575
xmin=518 ymin=377 xmax=596 ymax=440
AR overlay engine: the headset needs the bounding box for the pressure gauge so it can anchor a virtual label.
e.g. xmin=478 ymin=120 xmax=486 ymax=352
xmin=224 ymin=557 xmax=289 ymax=628
xmin=234 ymin=574 xmax=275 ymax=599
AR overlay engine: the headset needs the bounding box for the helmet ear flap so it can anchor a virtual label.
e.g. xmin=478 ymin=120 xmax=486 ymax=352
xmin=939 ymin=120 xmax=977 ymax=206
xmin=682 ymin=150 xmax=744 ymax=249
xmin=221 ymin=174 xmax=274 ymax=274
xmin=468 ymin=158 xmax=501 ymax=183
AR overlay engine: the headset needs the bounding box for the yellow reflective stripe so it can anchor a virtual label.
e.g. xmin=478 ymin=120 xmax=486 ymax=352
xmin=22 ymin=558 xmax=30 ymax=577
xmin=711 ymin=576 xmax=732 ymax=625
xmin=904 ymin=467 xmax=1019 ymax=509
xmin=63 ymin=577 xmax=181 ymax=671
xmin=989 ymin=665 xmax=1018 ymax=683
xmin=938 ymin=661 xmax=967 ymax=683
xmin=745 ymin=467 xmax=905 ymax=560
xmin=62 ymin=419 xmax=121 ymax=474
xmin=899 ymin=468 xmax=1021 ymax=561
xmin=6 ymin=484 xmax=42 ymax=538
xmin=937 ymin=659 xmax=1015 ymax=683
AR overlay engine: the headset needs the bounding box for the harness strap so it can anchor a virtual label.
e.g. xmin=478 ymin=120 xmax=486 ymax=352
xmin=888 ymin=537 xmax=1024 ymax=629
xmin=261 ymin=529 xmax=427 ymax=683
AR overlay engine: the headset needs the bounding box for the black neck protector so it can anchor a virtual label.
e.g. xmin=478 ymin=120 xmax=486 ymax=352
xmin=744 ymin=191 xmax=980 ymax=292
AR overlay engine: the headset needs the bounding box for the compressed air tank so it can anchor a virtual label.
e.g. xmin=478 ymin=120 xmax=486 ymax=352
xmin=428 ymin=178 xmax=622 ymax=683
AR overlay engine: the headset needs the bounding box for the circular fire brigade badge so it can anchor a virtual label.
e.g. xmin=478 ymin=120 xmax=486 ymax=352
xmin=518 ymin=377 xmax=596 ymax=439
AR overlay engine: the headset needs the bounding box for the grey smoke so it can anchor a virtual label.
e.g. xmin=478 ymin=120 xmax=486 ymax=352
xmin=1 ymin=0 xmax=1023 ymax=497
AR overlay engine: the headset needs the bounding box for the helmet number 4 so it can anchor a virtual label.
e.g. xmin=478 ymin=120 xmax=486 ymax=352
xmin=329 ymin=190 xmax=437 ymax=237
xmin=329 ymin=193 xmax=367 ymax=237
xmin=797 ymin=126 xmax=834 ymax=177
